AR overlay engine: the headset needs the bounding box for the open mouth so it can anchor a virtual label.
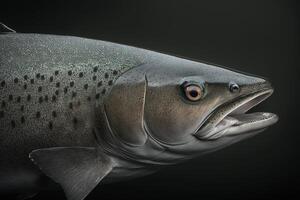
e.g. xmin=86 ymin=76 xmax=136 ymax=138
xmin=195 ymin=89 xmax=278 ymax=140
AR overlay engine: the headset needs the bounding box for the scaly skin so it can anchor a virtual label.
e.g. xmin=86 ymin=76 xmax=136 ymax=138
xmin=0 ymin=33 xmax=142 ymax=192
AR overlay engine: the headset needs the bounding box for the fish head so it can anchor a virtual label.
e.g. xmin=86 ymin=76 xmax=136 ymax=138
xmin=104 ymin=55 xmax=278 ymax=156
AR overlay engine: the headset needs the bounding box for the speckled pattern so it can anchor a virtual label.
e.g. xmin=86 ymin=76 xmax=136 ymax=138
xmin=0 ymin=33 xmax=145 ymax=158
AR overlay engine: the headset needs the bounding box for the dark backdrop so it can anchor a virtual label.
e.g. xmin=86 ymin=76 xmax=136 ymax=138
xmin=1 ymin=0 xmax=299 ymax=199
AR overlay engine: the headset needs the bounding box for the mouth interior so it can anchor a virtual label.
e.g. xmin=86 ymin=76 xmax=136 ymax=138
xmin=195 ymin=89 xmax=278 ymax=140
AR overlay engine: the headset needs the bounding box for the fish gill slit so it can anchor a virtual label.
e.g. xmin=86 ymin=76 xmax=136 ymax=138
xmin=141 ymin=74 xmax=148 ymax=130
xmin=103 ymin=104 xmax=120 ymax=141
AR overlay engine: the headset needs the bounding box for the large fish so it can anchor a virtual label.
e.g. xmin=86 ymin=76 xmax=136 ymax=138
xmin=0 ymin=23 xmax=278 ymax=200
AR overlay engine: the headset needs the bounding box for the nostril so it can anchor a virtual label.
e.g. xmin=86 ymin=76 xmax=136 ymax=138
xmin=229 ymin=82 xmax=240 ymax=93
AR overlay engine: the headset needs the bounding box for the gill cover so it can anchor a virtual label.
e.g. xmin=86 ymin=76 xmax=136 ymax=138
xmin=104 ymin=65 xmax=148 ymax=146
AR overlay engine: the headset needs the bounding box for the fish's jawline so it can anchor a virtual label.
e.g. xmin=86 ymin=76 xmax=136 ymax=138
xmin=194 ymin=89 xmax=276 ymax=140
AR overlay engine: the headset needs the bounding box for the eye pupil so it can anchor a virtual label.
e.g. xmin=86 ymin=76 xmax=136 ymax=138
xmin=189 ymin=90 xmax=198 ymax=98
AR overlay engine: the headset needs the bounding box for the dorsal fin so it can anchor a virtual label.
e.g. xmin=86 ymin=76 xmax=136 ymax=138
xmin=0 ymin=22 xmax=16 ymax=33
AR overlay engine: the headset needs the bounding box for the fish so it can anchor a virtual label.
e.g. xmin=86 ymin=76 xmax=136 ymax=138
xmin=0 ymin=23 xmax=278 ymax=200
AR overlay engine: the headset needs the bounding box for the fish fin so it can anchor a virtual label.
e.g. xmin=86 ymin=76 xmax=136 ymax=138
xmin=29 ymin=147 xmax=114 ymax=200
xmin=0 ymin=22 xmax=16 ymax=33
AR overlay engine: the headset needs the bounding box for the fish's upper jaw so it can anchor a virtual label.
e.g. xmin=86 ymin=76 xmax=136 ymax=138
xmin=194 ymin=87 xmax=278 ymax=140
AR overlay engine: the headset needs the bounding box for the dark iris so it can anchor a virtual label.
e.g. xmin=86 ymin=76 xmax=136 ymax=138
xmin=189 ymin=90 xmax=198 ymax=98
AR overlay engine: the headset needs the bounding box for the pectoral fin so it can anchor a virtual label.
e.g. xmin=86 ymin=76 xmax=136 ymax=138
xmin=29 ymin=147 xmax=114 ymax=200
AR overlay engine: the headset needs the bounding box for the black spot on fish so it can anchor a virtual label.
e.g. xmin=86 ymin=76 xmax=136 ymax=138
xmin=87 ymin=96 xmax=91 ymax=101
xmin=14 ymin=78 xmax=18 ymax=83
xmin=27 ymin=94 xmax=31 ymax=101
xmin=93 ymin=66 xmax=98 ymax=72
xmin=16 ymin=96 xmax=21 ymax=103
xmin=92 ymin=76 xmax=97 ymax=81
xmin=101 ymin=88 xmax=106 ymax=94
xmin=39 ymin=96 xmax=43 ymax=103
xmin=72 ymin=91 xmax=77 ymax=98
xmin=20 ymin=105 xmax=24 ymax=112
xmin=44 ymin=95 xmax=48 ymax=102
xmin=105 ymin=73 xmax=109 ymax=78
xmin=52 ymin=111 xmax=57 ymax=118
xmin=1 ymin=81 xmax=5 ymax=87
xmin=69 ymin=102 xmax=73 ymax=109
xmin=1 ymin=101 xmax=6 ymax=108
xmin=64 ymin=87 xmax=68 ymax=94
xmin=36 ymin=111 xmax=41 ymax=118
xmin=70 ymin=81 xmax=74 ymax=87
xmin=24 ymin=75 xmax=28 ymax=80
xmin=95 ymin=93 xmax=100 ymax=99
xmin=108 ymin=80 xmax=113 ymax=85
xmin=49 ymin=121 xmax=53 ymax=130
xmin=84 ymin=84 xmax=88 ymax=90
xmin=9 ymin=95 xmax=13 ymax=101
xmin=41 ymin=75 xmax=45 ymax=80
xmin=49 ymin=76 xmax=53 ymax=82
xmin=55 ymin=70 xmax=59 ymax=76
xmin=73 ymin=117 xmax=78 ymax=124
xmin=21 ymin=116 xmax=25 ymax=124
xmin=0 ymin=111 xmax=4 ymax=118
xmin=97 ymin=81 xmax=102 ymax=87
xmin=36 ymin=73 xmax=40 ymax=79
xmin=68 ymin=70 xmax=72 ymax=76
xmin=38 ymin=86 xmax=42 ymax=92
xmin=56 ymin=82 xmax=60 ymax=88
xmin=23 ymin=84 xmax=27 ymax=90
xmin=52 ymin=95 xmax=56 ymax=102
xmin=55 ymin=90 xmax=59 ymax=96
xmin=30 ymin=79 xmax=34 ymax=84
xmin=79 ymin=72 xmax=83 ymax=78
xmin=11 ymin=120 xmax=15 ymax=128
xmin=113 ymin=70 xmax=118 ymax=75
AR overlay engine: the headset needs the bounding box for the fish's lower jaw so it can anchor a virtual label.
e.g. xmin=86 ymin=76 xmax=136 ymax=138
xmin=223 ymin=112 xmax=278 ymax=137
xmin=195 ymin=112 xmax=278 ymax=140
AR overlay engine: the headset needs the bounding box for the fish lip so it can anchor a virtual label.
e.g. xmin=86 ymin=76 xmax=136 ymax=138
xmin=194 ymin=87 xmax=276 ymax=140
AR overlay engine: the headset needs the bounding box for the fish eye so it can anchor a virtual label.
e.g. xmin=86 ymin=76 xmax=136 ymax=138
xmin=229 ymin=82 xmax=240 ymax=93
xmin=182 ymin=82 xmax=203 ymax=101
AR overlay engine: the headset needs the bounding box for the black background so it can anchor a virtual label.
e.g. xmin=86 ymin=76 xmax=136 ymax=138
xmin=1 ymin=0 xmax=299 ymax=199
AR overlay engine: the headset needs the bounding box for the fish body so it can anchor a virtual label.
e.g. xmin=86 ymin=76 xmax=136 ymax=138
xmin=0 ymin=32 xmax=146 ymax=190
xmin=0 ymin=24 xmax=278 ymax=200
